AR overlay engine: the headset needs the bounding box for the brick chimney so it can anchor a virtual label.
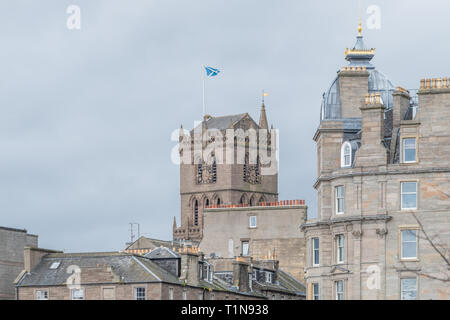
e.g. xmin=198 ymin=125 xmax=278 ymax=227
xmin=354 ymin=93 xmax=388 ymax=167
xmin=232 ymin=257 xmax=251 ymax=293
xmin=338 ymin=67 xmax=369 ymax=118
xmin=390 ymin=87 xmax=411 ymax=162
xmin=179 ymin=247 xmax=200 ymax=287
xmin=24 ymin=247 xmax=62 ymax=272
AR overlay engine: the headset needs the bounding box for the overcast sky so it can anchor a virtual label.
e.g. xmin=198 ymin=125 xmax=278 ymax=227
xmin=1 ymin=0 xmax=449 ymax=252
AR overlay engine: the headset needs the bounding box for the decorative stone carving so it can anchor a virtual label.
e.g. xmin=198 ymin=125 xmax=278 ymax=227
xmin=243 ymin=155 xmax=261 ymax=185
xmin=197 ymin=163 xmax=217 ymax=184
xmin=376 ymin=228 xmax=388 ymax=238
xmin=352 ymin=230 xmax=363 ymax=238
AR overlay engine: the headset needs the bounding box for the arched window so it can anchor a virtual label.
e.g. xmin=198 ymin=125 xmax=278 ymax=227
xmin=212 ymin=158 xmax=217 ymax=183
xmin=240 ymin=195 xmax=246 ymax=205
xmin=217 ymin=198 xmax=221 ymax=206
xmin=194 ymin=200 xmax=199 ymax=226
xmin=259 ymin=196 xmax=265 ymax=205
xmin=250 ymin=197 xmax=255 ymax=207
xmin=205 ymin=199 xmax=209 ymax=208
xmin=197 ymin=163 xmax=203 ymax=184
xmin=341 ymin=141 xmax=352 ymax=168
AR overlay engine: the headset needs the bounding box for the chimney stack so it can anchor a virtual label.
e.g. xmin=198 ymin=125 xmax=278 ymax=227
xmin=233 ymin=257 xmax=251 ymax=293
xmin=179 ymin=247 xmax=200 ymax=286
xmin=354 ymin=93 xmax=388 ymax=167
xmin=338 ymin=67 xmax=369 ymax=118
xmin=390 ymin=87 xmax=411 ymax=162
xmin=24 ymin=247 xmax=62 ymax=272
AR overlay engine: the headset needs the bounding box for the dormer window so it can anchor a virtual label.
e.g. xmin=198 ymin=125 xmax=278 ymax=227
xmin=341 ymin=142 xmax=352 ymax=168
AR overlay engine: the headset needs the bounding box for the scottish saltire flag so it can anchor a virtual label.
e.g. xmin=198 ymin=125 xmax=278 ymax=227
xmin=205 ymin=66 xmax=220 ymax=77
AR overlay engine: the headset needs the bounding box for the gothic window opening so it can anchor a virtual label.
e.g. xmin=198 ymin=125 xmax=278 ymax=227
xmin=194 ymin=200 xmax=199 ymax=226
xmin=197 ymin=155 xmax=217 ymax=185
xmin=217 ymin=198 xmax=221 ymax=206
xmin=197 ymin=164 xmax=203 ymax=184
xmin=258 ymin=196 xmax=265 ymax=205
xmin=205 ymin=199 xmax=209 ymax=208
xmin=243 ymin=153 xmax=261 ymax=185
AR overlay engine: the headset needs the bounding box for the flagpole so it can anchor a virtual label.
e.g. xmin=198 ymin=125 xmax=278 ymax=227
xmin=202 ymin=65 xmax=206 ymax=117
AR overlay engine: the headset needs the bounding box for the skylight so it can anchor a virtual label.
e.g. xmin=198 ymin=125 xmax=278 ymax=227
xmin=49 ymin=262 xmax=61 ymax=269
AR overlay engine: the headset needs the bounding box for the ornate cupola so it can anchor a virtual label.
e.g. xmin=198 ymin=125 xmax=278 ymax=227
xmin=344 ymin=21 xmax=376 ymax=69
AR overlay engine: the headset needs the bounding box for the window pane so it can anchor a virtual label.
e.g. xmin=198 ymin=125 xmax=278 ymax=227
xmin=337 ymin=198 xmax=344 ymax=213
xmin=404 ymin=138 xmax=416 ymax=148
xmin=402 ymin=194 xmax=417 ymax=209
xmin=337 ymin=186 xmax=344 ymax=197
xmin=242 ymin=242 xmax=249 ymax=256
xmin=402 ymin=242 xmax=417 ymax=258
xmin=402 ymin=229 xmax=417 ymax=242
xmin=313 ymin=238 xmax=319 ymax=249
xmin=249 ymin=216 xmax=257 ymax=228
xmin=401 ymin=279 xmax=417 ymax=300
xmin=402 ymin=182 xmax=417 ymax=193
xmin=404 ymin=149 xmax=416 ymax=162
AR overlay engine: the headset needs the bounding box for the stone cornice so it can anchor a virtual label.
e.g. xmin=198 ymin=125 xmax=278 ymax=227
xmin=300 ymin=214 xmax=392 ymax=231
xmin=180 ymin=190 xmax=279 ymax=196
xmin=314 ymin=166 xmax=450 ymax=189
xmin=419 ymin=88 xmax=450 ymax=95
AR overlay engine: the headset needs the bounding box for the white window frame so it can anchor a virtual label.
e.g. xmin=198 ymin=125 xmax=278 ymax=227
xmin=241 ymin=241 xmax=249 ymax=256
xmin=337 ymin=234 xmax=345 ymax=264
xmin=169 ymin=288 xmax=174 ymax=300
xmin=335 ymin=280 xmax=344 ymax=300
xmin=401 ymin=182 xmax=418 ymax=210
xmin=341 ymin=141 xmax=352 ymax=168
xmin=401 ymin=229 xmax=418 ymax=260
xmin=401 ymin=278 xmax=418 ymax=300
xmin=402 ymin=137 xmax=417 ymax=164
xmin=265 ymin=271 xmax=273 ymax=283
xmin=249 ymin=216 xmax=257 ymax=229
xmin=313 ymin=283 xmax=320 ymax=300
xmin=336 ymin=186 xmax=345 ymax=215
xmin=183 ymin=289 xmax=187 ymax=300
xmin=134 ymin=287 xmax=146 ymax=300
xmin=71 ymin=288 xmax=84 ymax=300
xmin=312 ymin=237 xmax=320 ymax=267
xmin=35 ymin=290 xmax=48 ymax=300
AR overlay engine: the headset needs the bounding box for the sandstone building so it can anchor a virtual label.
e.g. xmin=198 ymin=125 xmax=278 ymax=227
xmin=200 ymin=201 xmax=307 ymax=282
xmin=173 ymin=107 xmax=279 ymax=242
xmin=15 ymin=246 xmax=305 ymax=300
xmin=171 ymin=105 xmax=308 ymax=283
xmin=302 ymin=24 xmax=450 ymax=300
xmin=0 ymin=226 xmax=38 ymax=300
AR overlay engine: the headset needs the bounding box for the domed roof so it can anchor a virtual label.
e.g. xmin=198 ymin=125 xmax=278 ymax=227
xmin=321 ymin=32 xmax=394 ymax=121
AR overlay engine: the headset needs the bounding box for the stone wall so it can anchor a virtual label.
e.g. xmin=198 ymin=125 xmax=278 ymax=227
xmin=0 ymin=227 xmax=38 ymax=300
xmin=200 ymin=204 xmax=307 ymax=282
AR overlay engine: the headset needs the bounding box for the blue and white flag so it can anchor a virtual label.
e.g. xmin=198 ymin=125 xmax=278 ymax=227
xmin=204 ymin=66 xmax=220 ymax=77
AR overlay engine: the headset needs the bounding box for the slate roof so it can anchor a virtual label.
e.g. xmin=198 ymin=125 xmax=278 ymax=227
xmin=145 ymin=247 xmax=180 ymax=259
xmin=16 ymin=252 xmax=181 ymax=287
xmin=191 ymin=113 xmax=259 ymax=133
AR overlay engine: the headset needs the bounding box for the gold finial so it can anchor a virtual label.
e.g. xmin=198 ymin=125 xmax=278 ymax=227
xmin=357 ymin=0 xmax=363 ymax=36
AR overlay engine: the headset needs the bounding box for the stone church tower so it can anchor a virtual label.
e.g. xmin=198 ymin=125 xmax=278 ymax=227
xmin=173 ymin=104 xmax=279 ymax=241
